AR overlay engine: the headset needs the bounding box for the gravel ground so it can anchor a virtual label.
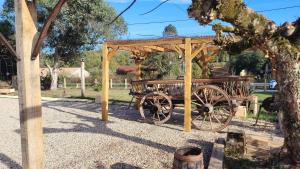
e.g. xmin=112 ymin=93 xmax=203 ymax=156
xmin=0 ymin=98 xmax=282 ymax=169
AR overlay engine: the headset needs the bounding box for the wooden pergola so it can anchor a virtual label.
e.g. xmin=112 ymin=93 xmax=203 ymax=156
xmin=101 ymin=36 xmax=219 ymax=132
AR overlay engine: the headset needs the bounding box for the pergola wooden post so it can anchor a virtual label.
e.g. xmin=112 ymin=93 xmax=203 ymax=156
xmin=102 ymin=42 xmax=109 ymax=121
xmin=15 ymin=0 xmax=44 ymax=168
xmin=135 ymin=59 xmax=142 ymax=80
xmin=184 ymin=38 xmax=192 ymax=132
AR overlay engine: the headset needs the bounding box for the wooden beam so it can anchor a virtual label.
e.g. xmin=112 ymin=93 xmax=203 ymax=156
xmin=106 ymin=36 xmax=214 ymax=48
xmin=15 ymin=0 xmax=44 ymax=168
xmin=102 ymin=43 xmax=109 ymax=121
xmin=144 ymin=45 xmax=165 ymax=52
xmin=0 ymin=33 xmax=18 ymax=60
xmin=184 ymin=38 xmax=192 ymax=132
xmin=31 ymin=0 xmax=67 ymax=60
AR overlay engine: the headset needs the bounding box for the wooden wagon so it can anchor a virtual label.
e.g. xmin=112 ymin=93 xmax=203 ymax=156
xmin=130 ymin=76 xmax=253 ymax=132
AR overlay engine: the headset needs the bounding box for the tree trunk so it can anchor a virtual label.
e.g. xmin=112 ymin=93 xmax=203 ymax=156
xmin=50 ymin=53 xmax=60 ymax=90
xmin=275 ymin=53 xmax=300 ymax=165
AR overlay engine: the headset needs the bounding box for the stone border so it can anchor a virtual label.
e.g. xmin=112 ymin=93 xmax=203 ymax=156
xmin=208 ymin=137 xmax=225 ymax=169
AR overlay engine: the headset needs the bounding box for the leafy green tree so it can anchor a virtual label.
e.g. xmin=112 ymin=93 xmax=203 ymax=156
xmin=228 ymin=51 xmax=267 ymax=75
xmin=163 ymin=24 xmax=178 ymax=37
xmin=1 ymin=0 xmax=127 ymax=90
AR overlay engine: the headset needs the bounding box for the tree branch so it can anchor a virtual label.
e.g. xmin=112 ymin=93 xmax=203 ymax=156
xmin=31 ymin=0 xmax=67 ymax=60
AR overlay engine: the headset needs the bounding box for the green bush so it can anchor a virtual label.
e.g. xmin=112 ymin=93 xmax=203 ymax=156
xmin=228 ymin=50 xmax=267 ymax=75
xmin=41 ymin=75 xmax=51 ymax=90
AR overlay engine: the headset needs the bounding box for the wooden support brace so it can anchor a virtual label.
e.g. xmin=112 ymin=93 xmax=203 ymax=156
xmin=108 ymin=47 xmax=118 ymax=59
xmin=0 ymin=33 xmax=18 ymax=60
xmin=31 ymin=0 xmax=67 ymax=60
xmin=191 ymin=44 xmax=205 ymax=58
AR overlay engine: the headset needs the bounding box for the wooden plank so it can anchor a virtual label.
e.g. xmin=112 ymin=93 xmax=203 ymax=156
xmin=15 ymin=0 xmax=44 ymax=168
xmin=184 ymin=38 xmax=192 ymax=132
xmin=102 ymin=43 xmax=109 ymax=121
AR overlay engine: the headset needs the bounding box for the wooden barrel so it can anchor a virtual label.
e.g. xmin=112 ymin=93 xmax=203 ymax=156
xmin=173 ymin=146 xmax=204 ymax=169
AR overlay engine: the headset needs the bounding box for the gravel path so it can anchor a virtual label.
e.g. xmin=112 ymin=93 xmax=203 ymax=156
xmin=0 ymin=98 xmax=282 ymax=169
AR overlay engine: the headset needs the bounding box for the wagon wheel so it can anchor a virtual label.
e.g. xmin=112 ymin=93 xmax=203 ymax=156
xmin=191 ymin=85 xmax=233 ymax=132
xmin=139 ymin=92 xmax=173 ymax=125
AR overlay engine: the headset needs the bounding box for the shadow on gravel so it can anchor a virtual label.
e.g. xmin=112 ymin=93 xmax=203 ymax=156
xmin=229 ymin=120 xmax=282 ymax=137
xmin=110 ymin=162 xmax=142 ymax=169
xmin=0 ymin=153 xmax=22 ymax=169
xmin=14 ymin=101 xmax=177 ymax=154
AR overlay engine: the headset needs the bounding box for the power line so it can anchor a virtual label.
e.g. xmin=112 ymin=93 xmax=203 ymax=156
xmin=140 ymin=0 xmax=170 ymax=15
xmin=107 ymin=0 xmax=136 ymax=25
xmin=257 ymin=5 xmax=300 ymax=12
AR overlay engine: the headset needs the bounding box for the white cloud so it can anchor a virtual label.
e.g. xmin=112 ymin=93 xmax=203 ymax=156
xmin=106 ymin=0 xmax=191 ymax=4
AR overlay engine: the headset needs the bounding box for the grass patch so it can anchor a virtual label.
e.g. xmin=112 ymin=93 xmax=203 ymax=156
xmin=9 ymin=87 xmax=133 ymax=102
xmin=248 ymin=92 xmax=277 ymax=123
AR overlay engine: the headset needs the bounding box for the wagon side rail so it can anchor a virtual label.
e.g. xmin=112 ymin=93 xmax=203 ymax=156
xmin=129 ymin=76 xmax=254 ymax=98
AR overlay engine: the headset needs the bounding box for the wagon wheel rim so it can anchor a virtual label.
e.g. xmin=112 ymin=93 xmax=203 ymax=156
xmin=139 ymin=92 xmax=173 ymax=125
xmin=191 ymin=85 xmax=233 ymax=132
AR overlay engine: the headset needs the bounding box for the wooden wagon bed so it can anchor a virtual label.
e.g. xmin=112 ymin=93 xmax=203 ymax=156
xmin=129 ymin=76 xmax=254 ymax=132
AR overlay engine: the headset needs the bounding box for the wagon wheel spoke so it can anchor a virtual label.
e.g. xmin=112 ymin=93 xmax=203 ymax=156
xmin=193 ymin=92 xmax=205 ymax=105
xmin=212 ymin=114 xmax=222 ymax=124
xmin=161 ymin=98 xmax=167 ymax=104
xmin=209 ymin=114 xmax=213 ymax=130
xmin=160 ymin=111 xmax=167 ymax=118
xmin=156 ymin=112 xmax=161 ymax=121
xmin=212 ymin=95 xmax=225 ymax=106
xmin=191 ymin=101 xmax=202 ymax=107
xmin=198 ymin=114 xmax=208 ymax=128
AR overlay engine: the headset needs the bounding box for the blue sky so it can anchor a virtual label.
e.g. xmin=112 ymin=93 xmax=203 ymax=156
xmin=1 ymin=0 xmax=299 ymax=39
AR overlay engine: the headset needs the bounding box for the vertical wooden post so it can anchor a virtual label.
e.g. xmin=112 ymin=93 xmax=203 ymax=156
xmin=63 ymin=77 xmax=67 ymax=88
xmin=135 ymin=59 xmax=142 ymax=80
xmin=202 ymin=60 xmax=209 ymax=78
xmin=110 ymin=79 xmax=113 ymax=89
xmin=125 ymin=78 xmax=128 ymax=89
xmin=15 ymin=0 xmax=44 ymax=168
xmin=81 ymin=58 xmax=85 ymax=97
xmin=184 ymin=38 xmax=192 ymax=132
xmin=102 ymin=43 xmax=109 ymax=121
xmin=134 ymin=59 xmax=142 ymax=109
